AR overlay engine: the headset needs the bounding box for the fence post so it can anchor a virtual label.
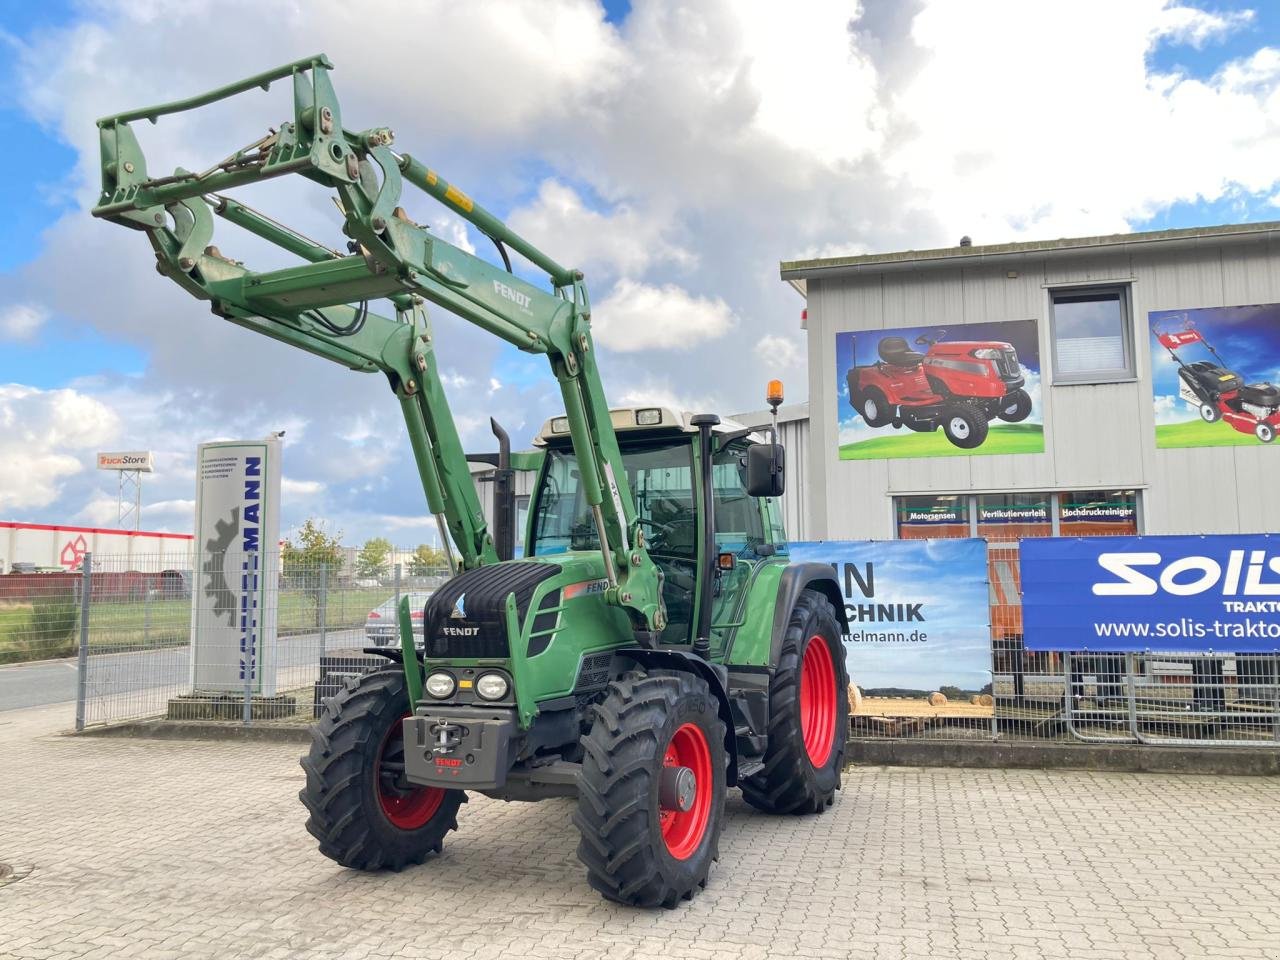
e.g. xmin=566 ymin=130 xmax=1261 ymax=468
xmin=394 ymin=562 xmax=402 ymax=622
xmin=74 ymin=552 xmax=93 ymax=732
xmin=319 ymin=563 xmax=328 ymax=652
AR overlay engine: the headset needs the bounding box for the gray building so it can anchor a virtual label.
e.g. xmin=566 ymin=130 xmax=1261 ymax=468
xmin=776 ymin=221 xmax=1280 ymax=542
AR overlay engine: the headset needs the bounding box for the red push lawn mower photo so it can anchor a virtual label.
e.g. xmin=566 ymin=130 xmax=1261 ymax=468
xmin=916 ymin=328 xmax=1033 ymax=424
xmin=1155 ymin=316 xmax=1280 ymax=443
xmin=846 ymin=334 xmax=989 ymax=448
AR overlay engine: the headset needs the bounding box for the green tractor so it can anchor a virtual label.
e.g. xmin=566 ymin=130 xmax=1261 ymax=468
xmin=92 ymin=56 xmax=850 ymax=907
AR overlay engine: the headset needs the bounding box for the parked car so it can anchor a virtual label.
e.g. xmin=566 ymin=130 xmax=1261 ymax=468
xmin=364 ymin=592 xmax=431 ymax=647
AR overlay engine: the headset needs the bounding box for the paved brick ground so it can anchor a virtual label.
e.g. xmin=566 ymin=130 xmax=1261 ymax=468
xmin=2 ymin=707 xmax=1279 ymax=960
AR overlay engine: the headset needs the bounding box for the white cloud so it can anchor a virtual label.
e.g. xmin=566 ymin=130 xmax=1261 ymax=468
xmin=0 ymin=385 xmax=121 ymax=511
xmin=4 ymin=0 xmax=1280 ymax=541
xmin=1154 ymin=393 xmax=1195 ymax=424
xmin=593 ymin=279 xmax=735 ymax=352
xmin=0 ymin=303 xmax=49 ymax=341
xmin=281 ymin=478 xmax=324 ymax=497
xmin=506 ymin=180 xmax=695 ymax=277
xmin=756 ymin=334 xmax=804 ymax=370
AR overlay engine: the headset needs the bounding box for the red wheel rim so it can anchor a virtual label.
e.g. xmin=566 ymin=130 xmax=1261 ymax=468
xmin=376 ymin=713 xmax=445 ymax=830
xmin=659 ymin=723 xmax=713 ymax=861
xmin=800 ymin=635 xmax=837 ymax=767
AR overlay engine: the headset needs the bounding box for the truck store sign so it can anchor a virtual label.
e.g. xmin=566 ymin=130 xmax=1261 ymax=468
xmin=1022 ymin=534 xmax=1280 ymax=652
xmin=789 ymin=539 xmax=991 ymax=697
xmin=191 ymin=438 xmax=282 ymax=694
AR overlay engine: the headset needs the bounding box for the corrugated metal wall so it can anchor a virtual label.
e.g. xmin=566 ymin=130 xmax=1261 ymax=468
xmin=803 ymin=232 xmax=1280 ymax=539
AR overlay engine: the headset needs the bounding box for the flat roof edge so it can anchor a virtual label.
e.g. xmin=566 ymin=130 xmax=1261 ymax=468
xmin=779 ymin=220 xmax=1280 ymax=281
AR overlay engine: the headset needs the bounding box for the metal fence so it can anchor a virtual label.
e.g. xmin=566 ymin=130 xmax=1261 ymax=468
xmin=0 ymin=551 xmax=447 ymax=728
xmin=2 ymin=544 xmax=1277 ymax=749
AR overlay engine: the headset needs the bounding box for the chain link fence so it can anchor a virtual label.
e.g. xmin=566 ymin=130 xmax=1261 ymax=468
xmin=2 ymin=541 xmax=1276 ymax=749
xmin=0 ymin=551 xmax=447 ymax=728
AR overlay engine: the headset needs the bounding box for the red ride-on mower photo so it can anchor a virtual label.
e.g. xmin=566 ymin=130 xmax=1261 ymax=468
xmin=846 ymin=335 xmax=989 ymax=448
xmin=915 ymin=328 xmax=1033 ymax=423
xmin=1156 ymin=316 xmax=1280 ymax=443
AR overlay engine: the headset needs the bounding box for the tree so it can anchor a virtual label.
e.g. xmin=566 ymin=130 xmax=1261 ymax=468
xmin=356 ymin=537 xmax=393 ymax=579
xmin=408 ymin=543 xmax=447 ymax=576
xmin=281 ymin=519 xmax=344 ymax=577
xmin=281 ymin=519 xmax=345 ymax=628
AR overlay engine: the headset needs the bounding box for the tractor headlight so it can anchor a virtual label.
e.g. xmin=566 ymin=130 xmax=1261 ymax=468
xmin=971 ymin=348 xmax=1001 ymax=359
xmin=475 ymin=672 xmax=510 ymax=701
xmin=425 ymin=672 xmax=456 ymax=699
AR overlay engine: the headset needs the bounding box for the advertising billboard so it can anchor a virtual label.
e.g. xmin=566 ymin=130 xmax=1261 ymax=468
xmin=191 ymin=438 xmax=282 ymax=694
xmin=1150 ymin=303 xmax=1280 ymax=448
xmin=1022 ymin=534 xmax=1280 ymax=653
xmin=835 ymin=319 xmax=1043 ymax=460
xmin=789 ymin=539 xmax=991 ymax=700
xmin=96 ymin=450 xmax=155 ymax=472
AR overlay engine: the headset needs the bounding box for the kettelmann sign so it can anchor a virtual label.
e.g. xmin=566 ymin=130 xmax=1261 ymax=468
xmin=190 ymin=438 xmax=282 ymax=694
xmin=1022 ymin=534 xmax=1280 ymax=652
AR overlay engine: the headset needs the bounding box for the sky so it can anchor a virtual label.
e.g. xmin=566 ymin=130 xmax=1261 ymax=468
xmin=1 ymin=0 xmax=1279 ymax=547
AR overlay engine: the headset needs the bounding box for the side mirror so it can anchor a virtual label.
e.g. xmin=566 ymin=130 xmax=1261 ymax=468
xmin=745 ymin=442 xmax=785 ymax=498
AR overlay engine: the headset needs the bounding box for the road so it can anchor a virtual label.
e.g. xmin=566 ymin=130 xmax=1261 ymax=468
xmin=0 ymin=629 xmax=368 ymax=712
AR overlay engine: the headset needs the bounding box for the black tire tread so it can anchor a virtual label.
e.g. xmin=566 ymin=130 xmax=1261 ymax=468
xmin=573 ymin=672 xmax=726 ymax=908
xmin=299 ymin=668 xmax=464 ymax=872
xmin=741 ymin=590 xmax=849 ymax=815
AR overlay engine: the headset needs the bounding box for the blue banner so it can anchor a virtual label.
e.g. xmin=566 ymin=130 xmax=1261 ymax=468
xmin=1022 ymin=534 xmax=1280 ymax=652
xmin=790 ymin=539 xmax=991 ymax=696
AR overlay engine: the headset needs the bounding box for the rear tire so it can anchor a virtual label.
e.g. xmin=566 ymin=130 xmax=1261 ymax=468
xmin=998 ymin=388 xmax=1033 ymax=423
xmin=742 ymin=590 xmax=848 ymax=815
xmin=575 ymin=671 xmax=727 ymax=908
xmin=1200 ymin=402 xmax=1221 ymax=423
xmin=860 ymin=386 xmax=892 ymax=427
xmin=942 ymin=401 xmax=989 ymax=449
xmin=299 ymin=668 xmax=464 ymax=871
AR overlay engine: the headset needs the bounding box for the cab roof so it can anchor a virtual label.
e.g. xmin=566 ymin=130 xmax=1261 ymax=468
xmin=533 ymin=406 xmax=758 ymax=447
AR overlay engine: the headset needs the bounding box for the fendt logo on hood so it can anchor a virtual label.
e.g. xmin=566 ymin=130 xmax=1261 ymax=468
xmin=1093 ymin=550 xmax=1280 ymax=598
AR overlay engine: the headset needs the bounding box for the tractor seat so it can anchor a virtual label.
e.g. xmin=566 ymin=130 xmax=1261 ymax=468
xmin=878 ymin=336 xmax=925 ymax=367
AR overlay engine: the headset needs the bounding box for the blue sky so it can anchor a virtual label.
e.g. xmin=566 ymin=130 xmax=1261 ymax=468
xmin=2 ymin=1 xmax=1278 ymax=545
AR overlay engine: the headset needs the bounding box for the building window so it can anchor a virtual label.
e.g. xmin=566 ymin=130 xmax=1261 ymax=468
xmin=1049 ymin=286 xmax=1134 ymax=383
xmin=893 ymin=490 xmax=1142 ymax=540
xmin=1057 ymin=489 xmax=1138 ymax=537
xmin=976 ymin=493 xmax=1052 ymax=543
xmin=895 ymin=494 xmax=970 ymax=540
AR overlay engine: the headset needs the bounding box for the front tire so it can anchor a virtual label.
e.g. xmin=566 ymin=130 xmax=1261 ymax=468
xmin=1256 ymin=421 xmax=1276 ymax=443
xmin=575 ymin=671 xmax=727 ymax=908
xmin=742 ymin=590 xmax=848 ymax=815
xmin=300 ymin=668 xmax=464 ymax=871
xmin=942 ymin=401 xmax=989 ymax=449
xmin=998 ymin=388 xmax=1033 ymax=423
xmin=860 ymin=386 xmax=892 ymax=427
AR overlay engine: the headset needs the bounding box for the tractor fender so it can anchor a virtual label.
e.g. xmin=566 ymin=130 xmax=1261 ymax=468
xmin=770 ymin=563 xmax=849 ymax=667
xmin=615 ymin=647 xmax=742 ymax=785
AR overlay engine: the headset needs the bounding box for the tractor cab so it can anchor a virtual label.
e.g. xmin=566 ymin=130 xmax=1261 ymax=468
xmin=529 ymin=406 xmax=788 ymax=652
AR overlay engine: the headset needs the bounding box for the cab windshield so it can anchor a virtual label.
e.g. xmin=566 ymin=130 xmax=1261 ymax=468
xmin=529 ymin=441 xmax=696 ymax=559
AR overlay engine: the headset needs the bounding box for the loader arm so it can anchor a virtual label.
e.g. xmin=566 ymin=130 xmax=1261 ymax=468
xmin=91 ymin=54 xmax=665 ymax=634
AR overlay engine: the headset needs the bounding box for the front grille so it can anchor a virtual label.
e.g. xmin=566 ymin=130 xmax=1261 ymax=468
xmin=995 ymin=349 xmax=1021 ymax=379
xmin=423 ymin=561 xmax=559 ymax=660
xmin=574 ymin=652 xmax=613 ymax=692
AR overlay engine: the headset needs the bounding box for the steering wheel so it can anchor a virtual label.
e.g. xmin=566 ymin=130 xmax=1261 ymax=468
xmin=915 ymin=327 xmax=945 ymax=346
xmin=635 ymin=517 xmax=676 ymax=537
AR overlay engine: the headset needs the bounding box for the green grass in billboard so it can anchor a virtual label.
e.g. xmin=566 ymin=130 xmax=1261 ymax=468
xmin=839 ymin=423 xmax=1044 ymax=460
xmin=1154 ymin=418 xmax=1261 ymax=448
